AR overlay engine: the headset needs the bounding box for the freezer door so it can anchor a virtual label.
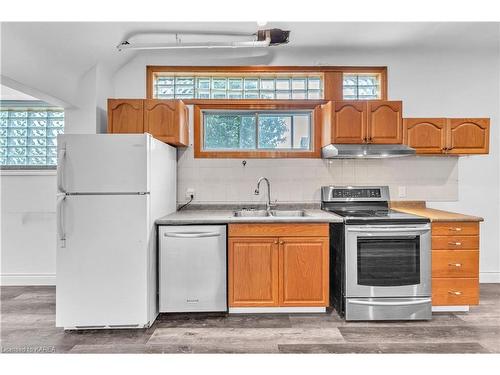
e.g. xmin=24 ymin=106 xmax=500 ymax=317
xmin=56 ymin=194 xmax=150 ymax=328
xmin=57 ymin=134 xmax=149 ymax=194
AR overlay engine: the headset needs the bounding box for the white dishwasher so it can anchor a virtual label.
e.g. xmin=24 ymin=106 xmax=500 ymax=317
xmin=159 ymin=225 xmax=227 ymax=312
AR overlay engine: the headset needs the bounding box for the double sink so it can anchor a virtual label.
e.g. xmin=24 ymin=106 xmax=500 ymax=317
xmin=233 ymin=209 xmax=307 ymax=218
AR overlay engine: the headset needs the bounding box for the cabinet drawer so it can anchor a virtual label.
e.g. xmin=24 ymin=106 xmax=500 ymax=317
xmin=432 ymin=251 xmax=479 ymax=278
xmin=432 ymin=278 xmax=479 ymax=306
xmin=432 ymin=235 xmax=479 ymax=250
xmin=432 ymin=222 xmax=479 ymax=236
xmin=228 ymin=223 xmax=329 ymax=237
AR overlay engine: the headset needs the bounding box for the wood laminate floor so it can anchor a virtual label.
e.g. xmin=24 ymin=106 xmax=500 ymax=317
xmin=1 ymin=284 xmax=499 ymax=354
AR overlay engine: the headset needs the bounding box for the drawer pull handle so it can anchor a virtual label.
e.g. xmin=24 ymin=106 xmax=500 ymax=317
xmin=448 ymin=242 xmax=462 ymax=246
xmin=448 ymin=263 xmax=462 ymax=267
xmin=449 ymin=227 xmax=462 ymax=231
xmin=448 ymin=290 xmax=463 ymax=296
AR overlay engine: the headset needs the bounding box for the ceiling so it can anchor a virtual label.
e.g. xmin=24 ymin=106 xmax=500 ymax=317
xmin=2 ymin=22 xmax=498 ymax=82
xmin=0 ymin=85 xmax=40 ymax=100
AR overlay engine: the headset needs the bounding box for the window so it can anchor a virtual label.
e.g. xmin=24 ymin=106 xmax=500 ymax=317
xmin=343 ymin=73 xmax=381 ymax=100
xmin=153 ymin=74 xmax=323 ymax=100
xmin=194 ymin=103 xmax=321 ymax=158
xmin=203 ymin=111 xmax=312 ymax=151
xmin=0 ymin=101 xmax=64 ymax=167
xmin=147 ymin=66 xmax=388 ymax=101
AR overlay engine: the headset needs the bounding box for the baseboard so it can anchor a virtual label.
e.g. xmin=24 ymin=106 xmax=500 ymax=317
xmin=480 ymin=272 xmax=500 ymax=283
xmin=0 ymin=273 xmax=56 ymax=286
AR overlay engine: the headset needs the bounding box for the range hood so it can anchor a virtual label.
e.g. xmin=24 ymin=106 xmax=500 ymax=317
xmin=322 ymin=144 xmax=416 ymax=159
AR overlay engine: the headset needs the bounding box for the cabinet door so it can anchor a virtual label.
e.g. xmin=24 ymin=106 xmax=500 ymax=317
xmin=228 ymin=237 xmax=279 ymax=307
xmin=107 ymin=99 xmax=144 ymax=134
xmin=144 ymin=100 xmax=189 ymax=146
xmin=447 ymin=118 xmax=490 ymax=155
xmin=279 ymin=237 xmax=329 ymax=306
xmin=332 ymin=101 xmax=367 ymax=143
xmin=367 ymin=101 xmax=403 ymax=144
xmin=403 ymin=118 xmax=447 ymax=154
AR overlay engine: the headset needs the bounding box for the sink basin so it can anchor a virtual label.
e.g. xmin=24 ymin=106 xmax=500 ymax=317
xmin=233 ymin=209 xmax=307 ymax=217
xmin=233 ymin=210 xmax=270 ymax=217
xmin=270 ymin=210 xmax=307 ymax=217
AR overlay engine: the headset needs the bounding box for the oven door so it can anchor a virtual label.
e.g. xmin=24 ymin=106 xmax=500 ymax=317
xmin=345 ymin=224 xmax=431 ymax=298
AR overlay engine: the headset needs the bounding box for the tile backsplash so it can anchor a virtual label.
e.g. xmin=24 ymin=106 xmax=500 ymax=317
xmin=177 ymin=106 xmax=458 ymax=205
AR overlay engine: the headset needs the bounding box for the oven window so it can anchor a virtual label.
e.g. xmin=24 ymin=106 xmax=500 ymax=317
xmin=357 ymin=236 xmax=420 ymax=287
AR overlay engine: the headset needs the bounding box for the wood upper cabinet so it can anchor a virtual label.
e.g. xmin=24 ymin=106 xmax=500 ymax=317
xmin=279 ymin=237 xmax=329 ymax=306
xmin=144 ymin=100 xmax=189 ymax=146
xmin=403 ymin=118 xmax=447 ymax=154
xmin=228 ymin=223 xmax=329 ymax=308
xmin=331 ymin=101 xmax=367 ymax=144
xmin=107 ymin=99 xmax=188 ymax=147
xmin=107 ymin=99 xmax=144 ymax=134
xmin=447 ymin=118 xmax=490 ymax=155
xmin=367 ymin=101 xmax=403 ymax=144
xmin=228 ymin=237 xmax=279 ymax=307
xmin=403 ymin=118 xmax=490 ymax=155
xmin=321 ymin=100 xmax=402 ymax=146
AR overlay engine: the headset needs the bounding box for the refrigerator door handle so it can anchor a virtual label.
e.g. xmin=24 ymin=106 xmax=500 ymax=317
xmin=57 ymin=147 xmax=66 ymax=193
xmin=57 ymin=194 xmax=66 ymax=248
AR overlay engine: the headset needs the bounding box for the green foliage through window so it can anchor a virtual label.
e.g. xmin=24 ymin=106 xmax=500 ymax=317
xmin=203 ymin=111 xmax=311 ymax=151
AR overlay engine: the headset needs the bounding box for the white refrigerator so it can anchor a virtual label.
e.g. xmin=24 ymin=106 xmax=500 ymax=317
xmin=55 ymin=133 xmax=176 ymax=329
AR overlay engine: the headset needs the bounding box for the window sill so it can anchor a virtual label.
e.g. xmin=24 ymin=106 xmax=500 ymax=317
xmin=0 ymin=167 xmax=56 ymax=176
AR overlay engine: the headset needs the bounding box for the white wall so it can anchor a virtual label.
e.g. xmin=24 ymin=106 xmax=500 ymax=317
xmin=113 ymin=43 xmax=500 ymax=283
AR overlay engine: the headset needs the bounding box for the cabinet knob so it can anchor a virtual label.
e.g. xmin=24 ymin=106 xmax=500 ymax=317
xmin=274 ymin=240 xmax=278 ymax=244
xmin=279 ymin=241 xmax=284 ymax=245
xmin=448 ymin=263 xmax=462 ymax=268
xmin=448 ymin=290 xmax=463 ymax=296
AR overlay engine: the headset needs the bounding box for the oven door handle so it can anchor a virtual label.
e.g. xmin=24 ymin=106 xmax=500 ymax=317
xmin=347 ymin=227 xmax=429 ymax=233
xmin=349 ymin=298 xmax=432 ymax=306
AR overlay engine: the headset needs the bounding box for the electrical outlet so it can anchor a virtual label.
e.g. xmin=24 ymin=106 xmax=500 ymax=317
xmin=398 ymin=186 xmax=407 ymax=198
xmin=186 ymin=188 xmax=195 ymax=199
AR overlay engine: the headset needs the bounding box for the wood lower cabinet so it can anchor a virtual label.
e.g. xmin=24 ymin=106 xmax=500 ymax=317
xmin=403 ymin=118 xmax=490 ymax=155
xmin=367 ymin=101 xmax=403 ymax=144
xmin=228 ymin=237 xmax=279 ymax=307
xmin=228 ymin=224 xmax=329 ymax=308
xmin=431 ymin=221 xmax=480 ymax=307
xmin=107 ymin=99 xmax=189 ymax=147
xmin=279 ymin=237 xmax=329 ymax=306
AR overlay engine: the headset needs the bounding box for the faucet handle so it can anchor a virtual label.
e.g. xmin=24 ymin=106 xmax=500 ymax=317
xmin=254 ymin=189 xmax=260 ymax=195
xmin=269 ymin=200 xmax=278 ymax=208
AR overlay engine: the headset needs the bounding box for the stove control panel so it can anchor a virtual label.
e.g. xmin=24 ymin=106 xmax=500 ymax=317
xmin=321 ymin=186 xmax=389 ymax=202
xmin=332 ymin=188 xmax=381 ymax=198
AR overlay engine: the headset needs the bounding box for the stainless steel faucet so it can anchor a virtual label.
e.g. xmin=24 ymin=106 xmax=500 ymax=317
xmin=254 ymin=177 xmax=276 ymax=212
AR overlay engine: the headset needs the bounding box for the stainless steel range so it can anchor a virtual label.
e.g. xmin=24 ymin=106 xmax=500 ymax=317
xmin=322 ymin=186 xmax=432 ymax=321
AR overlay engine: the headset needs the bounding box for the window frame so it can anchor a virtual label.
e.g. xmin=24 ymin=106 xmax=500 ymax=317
xmin=193 ymin=101 xmax=324 ymax=158
xmin=146 ymin=66 xmax=387 ymax=102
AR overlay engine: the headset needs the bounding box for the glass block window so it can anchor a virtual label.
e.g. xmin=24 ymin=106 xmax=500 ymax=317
xmin=343 ymin=73 xmax=381 ymax=100
xmin=154 ymin=74 xmax=323 ymax=100
xmin=0 ymin=102 xmax=64 ymax=167
xmin=203 ymin=110 xmax=312 ymax=151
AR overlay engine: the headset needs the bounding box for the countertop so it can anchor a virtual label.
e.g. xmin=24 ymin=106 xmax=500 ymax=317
xmin=390 ymin=201 xmax=484 ymax=222
xmin=156 ymin=206 xmax=344 ymax=225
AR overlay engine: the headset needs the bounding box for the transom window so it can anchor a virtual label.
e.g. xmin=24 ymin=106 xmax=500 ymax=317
xmin=0 ymin=101 xmax=64 ymax=167
xmin=343 ymin=73 xmax=381 ymax=100
xmin=153 ymin=73 xmax=323 ymax=100
xmin=202 ymin=110 xmax=312 ymax=151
